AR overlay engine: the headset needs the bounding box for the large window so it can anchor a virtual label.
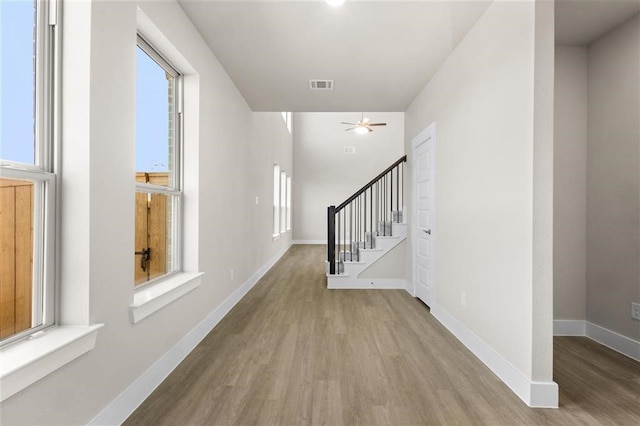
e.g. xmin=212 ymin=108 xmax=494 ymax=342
xmin=0 ymin=0 xmax=57 ymax=345
xmin=135 ymin=35 xmax=182 ymax=287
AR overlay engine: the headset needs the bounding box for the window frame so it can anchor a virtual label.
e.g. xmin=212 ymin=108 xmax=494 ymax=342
xmin=0 ymin=0 xmax=57 ymax=347
xmin=134 ymin=34 xmax=184 ymax=289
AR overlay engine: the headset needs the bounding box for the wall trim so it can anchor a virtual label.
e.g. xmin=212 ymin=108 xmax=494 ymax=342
xmin=292 ymin=239 xmax=326 ymax=245
xmin=431 ymin=304 xmax=559 ymax=408
xmin=553 ymin=319 xmax=586 ymax=336
xmin=553 ymin=320 xmax=640 ymax=361
xmin=89 ymin=243 xmax=292 ymax=426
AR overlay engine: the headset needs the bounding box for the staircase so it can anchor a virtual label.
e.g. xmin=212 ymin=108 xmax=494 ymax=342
xmin=326 ymin=156 xmax=407 ymax=289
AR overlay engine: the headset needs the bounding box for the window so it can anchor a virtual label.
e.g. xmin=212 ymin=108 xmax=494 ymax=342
xmin=281 ymin=111 xmax=292 ymax=134
xmin=286 ymin=175 xmax=292 ymax=231
xmin=273 ymin=164 xmax=280 ymax=236
xmin=280 ymin=171 xmax=287 ymax=233
xmin=135 ymin=35 xmax=182 ymax=287
xmin=0 ymin=0 xmax=57 ymax=345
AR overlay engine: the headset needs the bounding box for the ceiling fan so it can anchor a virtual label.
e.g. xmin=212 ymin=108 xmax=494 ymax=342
xmin=342 ymin=113 xmax=387 ymax=134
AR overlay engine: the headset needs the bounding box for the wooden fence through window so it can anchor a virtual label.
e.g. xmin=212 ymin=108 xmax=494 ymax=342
xmin=0 ymin=173 xmax=170 ymax=339
xmin=0 ymin=178 xmax=33 ymax=339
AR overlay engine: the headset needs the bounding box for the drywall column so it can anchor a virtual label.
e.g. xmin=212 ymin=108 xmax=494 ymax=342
xmin=531 ymin=0 xmax=555 ymax=393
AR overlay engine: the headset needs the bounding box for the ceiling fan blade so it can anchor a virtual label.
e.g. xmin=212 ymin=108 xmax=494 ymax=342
xmin=368 ymin=123 xmax=387 ymax=126
xmin=344 ymin=127 xmax=357 ymax=131
xmin=341 ymin=122 xmax=357 ymax=125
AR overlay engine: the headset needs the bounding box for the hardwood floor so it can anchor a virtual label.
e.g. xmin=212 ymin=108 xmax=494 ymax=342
xmin=125 ymin=245 xmax=640 ymax=425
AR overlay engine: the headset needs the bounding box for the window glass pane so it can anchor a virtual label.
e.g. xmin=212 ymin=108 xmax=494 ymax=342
xmin=286 ymin=176 xmax=291 ymax=230
xmin=134 ymin=191 xmax=175 ymax=286
xmin=273 ymin=164 xmax=280 ymax=235
xmin=136 ymin=46 xmax=174 ymax=187
xmin=280 ymin=172 xmax=286 ymax=233
xmin=0 ymin=177 xmax=34 ymax=338
xmin=0 ymin=1 xmax=36 ymax=165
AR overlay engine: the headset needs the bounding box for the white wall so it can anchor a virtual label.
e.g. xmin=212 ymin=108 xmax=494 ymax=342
xmin=405 ymin=0 xmax=555 ymax=404
xmin=292 ymin=112 xmax=405 ymax=242
xmin=553 ymin=46 xmax=587 ymax=321
xmin=0 ymin=1 xmax=292 ymax=424
xmin=587 ymin=14 xmax=640 ymax=341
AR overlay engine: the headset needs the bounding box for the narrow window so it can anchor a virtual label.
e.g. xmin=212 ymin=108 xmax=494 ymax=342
xmin=273 ymin=164 xmax=280 ymax=237
xmin=0 ymin=0 xmax=57 ymax=345
xmin=280 ymin=171 xmax=286 ymax=233
xmin=286 ymin=175 xmax=292 ymax=231
xmin=135 ymin=35 xmax=182 ymax=287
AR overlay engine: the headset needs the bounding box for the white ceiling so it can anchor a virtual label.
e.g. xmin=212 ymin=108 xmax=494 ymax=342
xmin=178 ymin=0 xmax=491 ymax=112
xmin=178 ymin=0 xmax=640 ymax=112
xmin=555 ymin=0 xmax=640 ymax=45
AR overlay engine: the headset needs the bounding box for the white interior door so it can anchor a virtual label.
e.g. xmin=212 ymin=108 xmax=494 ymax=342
xmin=413 ymin=124 xmax=435 ymax=307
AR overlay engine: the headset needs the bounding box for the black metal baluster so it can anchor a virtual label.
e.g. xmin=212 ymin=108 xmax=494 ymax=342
xmin=337 ymin=209 xmax=340 ymax=273
xmin=389 ymin=170 xmax=393 ymax=220
xmin=350 ymin=203 xmax=353 ymax=261
xmin=397 ymin=164 xmax=400 ymax=219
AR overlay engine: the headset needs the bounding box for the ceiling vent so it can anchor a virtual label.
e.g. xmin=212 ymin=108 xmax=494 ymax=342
xmin=309 ymin=80 xmax=334 ymax=90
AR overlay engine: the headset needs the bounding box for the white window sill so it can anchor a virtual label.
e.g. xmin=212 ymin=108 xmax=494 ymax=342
xmin=130 ymin=272 xmax=203 ymax=323
xmin=0 ymin=324 xmax=103 ymax=402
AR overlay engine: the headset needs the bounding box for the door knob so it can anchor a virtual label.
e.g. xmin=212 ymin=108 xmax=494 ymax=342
xmin=423 ymin=229 xmax=431 ymax=235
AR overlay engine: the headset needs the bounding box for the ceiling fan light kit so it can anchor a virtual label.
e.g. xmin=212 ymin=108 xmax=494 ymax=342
xmin=342 ymin=113 xmax=387 ymax=134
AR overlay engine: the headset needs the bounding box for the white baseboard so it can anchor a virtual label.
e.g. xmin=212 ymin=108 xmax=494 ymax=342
xmin=431 ymin=304 xmax=558 ymax=408
xmin=553 ymin=320 xmax=586 ymax=336
xmin=553 ymin=319 xmax=640 ymax=361
xmin=89 ymin=244 xmax=292 ymax=426
xmin=292 ymin=240 xmax=326 ymax=245
xmin=586 ymin=322 xmax=640 ymax=361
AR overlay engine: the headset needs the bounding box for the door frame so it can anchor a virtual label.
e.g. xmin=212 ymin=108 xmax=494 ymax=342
xmin=411 ymin=122 xmax=436 ymax=306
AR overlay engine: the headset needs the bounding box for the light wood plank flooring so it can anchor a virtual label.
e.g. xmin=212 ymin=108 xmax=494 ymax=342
xmin=125 ymin=245 xmax=640 ymax=425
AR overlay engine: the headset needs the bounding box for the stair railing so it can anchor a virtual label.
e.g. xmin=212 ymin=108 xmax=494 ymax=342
xmin=327 ymin=155 xmax=407 ymax=275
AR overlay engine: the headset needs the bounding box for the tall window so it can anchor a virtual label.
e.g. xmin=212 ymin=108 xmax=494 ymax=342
xmin=135 ymin=35 xmax=182 ymax=287
xmin=286 ymin=175 xmax=292 ymax=231
xmin=281 ymin=111 xmax=292 ymax=134
xmin=0 ymin=0 xmax=57 ymax=344
xmin=280 ymin=171 xmax=287 ymax=233
xmin=273 ymin=164 xmax=280 ymax=236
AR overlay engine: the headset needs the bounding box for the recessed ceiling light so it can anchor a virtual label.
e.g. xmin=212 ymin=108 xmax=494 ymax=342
xmin=325 ymin=0 xmax=346 ymax=7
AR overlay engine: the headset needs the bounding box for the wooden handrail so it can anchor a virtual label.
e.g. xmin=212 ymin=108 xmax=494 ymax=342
xmin=335 ymin=155 xmax=407 ymax=212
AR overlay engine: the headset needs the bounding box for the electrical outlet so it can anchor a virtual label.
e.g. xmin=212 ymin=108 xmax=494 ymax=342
xmin=255 ymin=196 xmax=259 ymax=205
xmin=461 ymin=291 xmax=467 ymax=307
xmin=230 ymin=269 xmax=235 ymax=281
xmin=631 ymin=302 xmax=640 ymax=321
